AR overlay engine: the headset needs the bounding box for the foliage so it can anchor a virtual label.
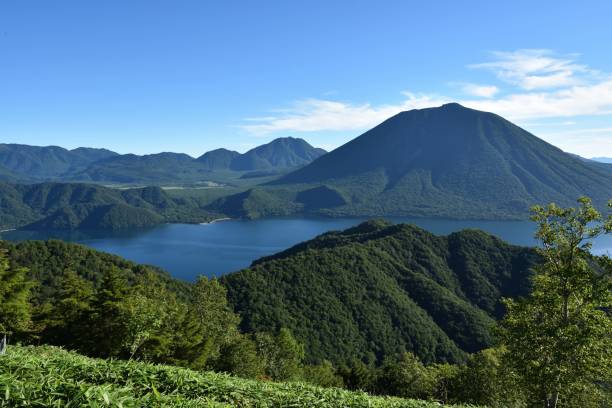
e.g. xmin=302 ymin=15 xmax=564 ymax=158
xmin=223 ymin=221 xmax=538 ymax=365
xmin=254 ymin=328 xmax=305 ymax=382
xmin=0 ymin=250 xmax=32 ymax=339
xmin=0 ymin=345 xmax=470 ymax=408
xmin=375 ymin=352 xmax=434 ymax=399
xmin=499 ymin=198 xmax=612 ymax=408
xmin=0 ymin=182 xmax=215 ymax=230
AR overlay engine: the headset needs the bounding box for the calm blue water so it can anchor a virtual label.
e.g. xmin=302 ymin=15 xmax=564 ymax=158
xmin=2 ymin=217 xmax=611 ymax=281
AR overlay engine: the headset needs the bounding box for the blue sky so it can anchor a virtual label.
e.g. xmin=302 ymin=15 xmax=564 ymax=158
xmin=1 ymin=1 xmax=612 ymax=157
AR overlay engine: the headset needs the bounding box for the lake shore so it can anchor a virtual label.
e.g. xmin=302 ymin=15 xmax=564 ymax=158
xmin=200 ymin=217 xmax=232 ymax=225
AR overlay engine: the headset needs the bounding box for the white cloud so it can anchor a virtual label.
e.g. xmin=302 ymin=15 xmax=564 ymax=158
xmin=239 ymin=49 xmax=612 ymax=156
xmin=462 ymin=84 xmax=499 ymax=98
xmin=242 ymin=79 xmax=612 ymax=134
xmin=537 ymin=127 xmax=612 ymax=157
xmin=461 ymin=79 xmax=612 ymax=119
xmin=470 ymin=49 xmax=592 ymax=90
xmin=242 ymin=93 xmax=450 ymax=135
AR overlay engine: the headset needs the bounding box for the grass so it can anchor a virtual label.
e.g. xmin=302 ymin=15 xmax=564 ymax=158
xmin=0 ymin=345 xmax=476 ymax=407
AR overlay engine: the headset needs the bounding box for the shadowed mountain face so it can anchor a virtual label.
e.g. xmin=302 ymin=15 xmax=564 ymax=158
xmin=271 ymin=103 xmax=612 ymax=218
xmin=222 ymin=220 xmax=539 ymax=365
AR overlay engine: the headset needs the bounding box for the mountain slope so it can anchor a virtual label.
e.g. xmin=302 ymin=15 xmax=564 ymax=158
xmin=222 ymin=220 xmax=538 ymax=365
xmin=0 ymin=182 xmax=213 ymax=230
xmin=271 ymin=104 xmax=612 ymax=219
xmin=196 ymin=148 xmax=241 ymax=170
xmin=2 ymin=345 xmax=454 ymax=408
xmin=229 ymin=137 xmax=327 ymax=171
xmin=0 ymin=144 xmax=118 ymax=180
xmin=71 ymin=152 xmax=207 ymax=183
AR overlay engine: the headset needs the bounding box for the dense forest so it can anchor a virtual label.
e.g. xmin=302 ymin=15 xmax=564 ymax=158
xmin=0 ymin=182 xmax=218 ymax=230
xmin=223 ymin=220 xmax=539 ymax=365
xmin=0 ymin=138 xmax=326 ymax=184
xmin=0 ymin=198 xmax=610 ymax=407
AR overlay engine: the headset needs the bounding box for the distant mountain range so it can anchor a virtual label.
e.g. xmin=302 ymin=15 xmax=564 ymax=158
xmin=591 ymin=157 xmax=612 ymax=164
xmin=213 ymin=103 xmax=612 ymax=220
xmin=0 ymin=138 xmax=326 ymax=184
xmin=223 ymin=220 xmax=538 ymax=364
xmin=3 ymin=104 xmax=611 ymax=224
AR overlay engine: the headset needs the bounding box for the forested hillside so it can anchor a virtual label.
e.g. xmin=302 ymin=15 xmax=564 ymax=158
xmin=222 ymin=220 xmax=539 ymax=365
xmin=0 ymin=182 xmax=215 ymax=230
xmin=0 ymin=138 xmax=325 ymax=185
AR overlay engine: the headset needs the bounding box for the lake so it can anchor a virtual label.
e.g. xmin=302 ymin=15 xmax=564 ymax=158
xmin=2 ymin=217 xmax=611 ymax=281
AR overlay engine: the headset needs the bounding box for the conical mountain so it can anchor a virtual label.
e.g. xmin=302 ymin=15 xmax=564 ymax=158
xmin=274 ymin=103 xmax=612 ymax=218
xmin=230 ymin=137 xmax=327 ymax=171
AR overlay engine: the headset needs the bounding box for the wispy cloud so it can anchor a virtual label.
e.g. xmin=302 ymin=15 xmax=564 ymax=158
xmin=470 ymin=49 xmax=593 ymax=90
xmin=242 ymin=93 xmax=450 ymax=135
xmin=461 ymin=83 xmax=499 ymax=98
xmin=240 ymin=49 xmax=612 ymax=157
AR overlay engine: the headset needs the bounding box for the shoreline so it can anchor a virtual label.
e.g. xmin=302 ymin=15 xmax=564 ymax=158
xmin=200 ymin=217 xmax=232 ymax=225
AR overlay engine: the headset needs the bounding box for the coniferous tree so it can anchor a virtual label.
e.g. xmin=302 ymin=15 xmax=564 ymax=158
xmin=0 ymin=249 xmax=33 ymax=342
xmin=38 ymin=270 xmax=94 ymax=348
xmin=87 ymin=267 xmax=130 ymax=357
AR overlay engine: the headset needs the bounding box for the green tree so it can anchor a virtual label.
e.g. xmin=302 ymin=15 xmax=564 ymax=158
xmin=39 ymin=270 xmax=94 ymax=348
xmin=87 ymin=267 xmax=130 ymax=357
xmin=188 ymin=276 xmax=240 ymax=368
xmin=0 ymin=249 xmax=32 ymax=341
xmin=215 ymin=334 xmax=264 ymax=379
xmin=338 ymin=359 xmax=376 ymax=392
xmin=119 ymin=292 xmax=165 ymax=360
xmin=302 ymin=360 xmax=344 ymax=388
xmin=375 ymin=352 xmax=433 ymax=399
xmin=500 ymin=198 xmax=612 ymax=408
xmin=255 ymin=328 xmax=305 ymax=381
xmin=453 ymin=348 xmax=523 ymax=407
xmin=426 ymin=362 xmax=460 ymax=405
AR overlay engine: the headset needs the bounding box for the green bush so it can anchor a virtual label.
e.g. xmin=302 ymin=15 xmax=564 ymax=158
xmin=0 ymin=345 xmax=477 ymax=407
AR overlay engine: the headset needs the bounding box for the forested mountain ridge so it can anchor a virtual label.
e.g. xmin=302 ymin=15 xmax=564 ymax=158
xmin=228 ymin=137 xmax=327 ymax=171
xmin=227 ymin=103 xmax=612 ymax=219
xmin=222 ymin=220 xmax=539 ymax=365
xmin=0 ymin=138 xmax=326 ymax=184
xmin=0 ymin=182 xmax=214 ymax=230
xmin=0 ymin=143 xmax=118 ymax=180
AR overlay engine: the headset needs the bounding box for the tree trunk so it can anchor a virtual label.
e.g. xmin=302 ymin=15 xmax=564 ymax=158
xmin=545 ymin=391 xmax=559 ymax=408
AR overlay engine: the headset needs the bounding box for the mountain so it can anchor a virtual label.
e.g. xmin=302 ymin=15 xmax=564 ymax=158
xmin=591 ymin=157 xmax=612 ymax=164
xmin=0 ymin=182 xmax=213 ymax=230
xmin=222 ymin=220 xmax=538 ymax=365
xmin=196 ymin=148 xmax=241 ymax=170
xmin=70 ymin=152 xmax=207 ymax=184
xmin=0 ymin=139 xmax=325 ymax=184
xmin=0 ymin=144 xmax=119 ymax=180
xmin=264 ymin=103 xmax=612 ymax=219
xmin=229 ymin=137 xmax=327 ymax=171
xmin=196 ymin=138 xmax=327 ymax=172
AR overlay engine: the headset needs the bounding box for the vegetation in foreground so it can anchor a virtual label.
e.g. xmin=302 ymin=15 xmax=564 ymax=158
xmin=0 ymin=197 xmax=610 ymax=407
xmin=0 ymin=345 xmax=468 ymax=408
